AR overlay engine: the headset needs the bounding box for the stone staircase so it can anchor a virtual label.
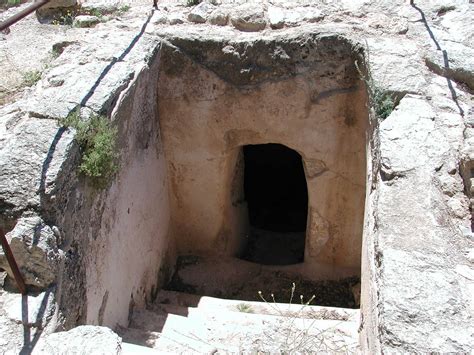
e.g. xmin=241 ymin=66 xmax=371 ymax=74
xmin=118 ymin=290 xmax=360 ymax=354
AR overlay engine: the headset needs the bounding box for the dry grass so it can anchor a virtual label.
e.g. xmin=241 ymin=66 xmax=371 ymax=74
xmin=255 ymin=283 xmax=358 ymax=353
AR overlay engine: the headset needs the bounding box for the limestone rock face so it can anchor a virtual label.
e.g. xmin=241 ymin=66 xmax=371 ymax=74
xmin=2 ymin=290 xmax=56 ymax=328
xmin=0 ymin=287 xmax=57 ymax=353
xmin=0 ymin=0 xmax=473 ymax=353
xmin=0 ymin=114 xmax=76 ymax=228
xmin=32 ymin=326 xmax=122 ymax=355
xmin=0 ymin=216 xmax=64 ymax=289
xmin=425 ymin=42 xmax=474 ymax=91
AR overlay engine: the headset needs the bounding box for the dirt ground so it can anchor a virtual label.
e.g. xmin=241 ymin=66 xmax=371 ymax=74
xmin=167 ymin=255 xmax=360 ymax=309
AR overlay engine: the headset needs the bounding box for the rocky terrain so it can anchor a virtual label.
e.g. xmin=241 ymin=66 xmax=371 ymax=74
xmin=0 ymin=0 xmax=473 ymax=353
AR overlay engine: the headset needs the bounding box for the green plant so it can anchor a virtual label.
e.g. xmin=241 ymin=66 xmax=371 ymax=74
xmin=50 ymin=47 xmax=61 ymax=60
xmin=186 ymin=0 xmax=201 ymax=6
xmin=22 ymin=70 xmax=42 ymax=86
xmin=355 ymin=47 xmax=395 ymax=120
xmin=52 ymin=9 xmax=76 ymax=26
xmin=117 ymin=5 xmax=130 ymax=14
xmin=88 ymin=8 xmax=105 ymax=17
xmin=6 ymin=0 xmax=21 ymax=7
xmin=371 ymin=86 xmax=395 ymax=120
xmin=60 ymin=109 xmax=118 ymax=187
xmin=236 ymin=303 xmax=254 ymax=313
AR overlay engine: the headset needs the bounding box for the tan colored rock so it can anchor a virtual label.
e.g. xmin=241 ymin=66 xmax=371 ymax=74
xmin=157 ymin=32 xmax=367 ymax=278
xmin=1 ymin=1 xmax=473 ymax=354
xmin=230 ymin=4 xmax=266 ymax=32
xmin=209 ymin=8 xmax=228 ymax=26
xmin=188 ymin=2 xmax=215 ymax=23
xmin=0 ymin=216 xmax=63 ymax=289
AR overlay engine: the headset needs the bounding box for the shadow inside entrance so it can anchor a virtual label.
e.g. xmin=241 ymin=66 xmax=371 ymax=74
xmin=240 ymin=144 xmax=307 ymax=265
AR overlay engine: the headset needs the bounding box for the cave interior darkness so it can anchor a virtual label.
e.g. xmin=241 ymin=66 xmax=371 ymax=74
xmin=241 ymin=143 xmax=308 ymax=265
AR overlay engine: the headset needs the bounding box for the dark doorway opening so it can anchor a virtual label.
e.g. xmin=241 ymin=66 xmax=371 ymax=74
xmin=241 ymin=143 xmax=308 ymax=265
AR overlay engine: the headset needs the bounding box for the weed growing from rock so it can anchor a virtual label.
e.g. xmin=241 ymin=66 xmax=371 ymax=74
xmin=52 ymin=9 xmax=77 ymax=26
xmin=355 ymin=58 xmax=394 ymax=121
xmin=256 ymin=283 xmax=356 ymax=352
xmin=371 ymin=86 xmax=395 ymax=120
xmin=236 ymin=303 xmax=254 ymax=313
xmin=0 ymin=0 xmax=21 ymax=9
xmin=186 ymin=0 xmax=202 ymax=6
xmin=117 ymin=5 xmax=130 ymax=14
xmin=22 ymin=70 xmax=42 ymax=86
xmin=60 ymin=109 xmax=118 ymax=188
xmin=6 ymin=0 xmax=20 ymax=7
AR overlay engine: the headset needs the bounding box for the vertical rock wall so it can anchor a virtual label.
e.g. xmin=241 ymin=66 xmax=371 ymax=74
xmin=156 ymin=31 xmax=369 ymax=280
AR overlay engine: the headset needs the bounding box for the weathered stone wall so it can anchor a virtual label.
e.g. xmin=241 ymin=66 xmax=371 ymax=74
xmin=0 ymin=26 xmax=174 ymax=332
xmin=157 ymin=30 xmax=369 ymax=280
xmin=81 ymin=49 xmax=172 ymax=328
xmin=54 ymin=44 xmax=174 ymax=329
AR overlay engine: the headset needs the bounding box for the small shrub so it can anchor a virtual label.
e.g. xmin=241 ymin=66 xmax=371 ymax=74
xmin=60 ymin=109 xmax=118 ymax=187
xmin=372 ymin=86 xmax=395 ymax=120
xmin=6 ymin=0 xmax=21 ymax=7
xmin=50 ymin=47 xmax=61 ymax=59
xmin=186 ymin=0 xmax=201 ymax=6
xmin=22 ymin=70 xmax=42 ymax=86
xmin=236 ymin=303 xmax=254 ymax=313
xmin=52 ymin=9 xmax=77 ymax=26
xmin=355 ymin=51 xmax=395 ymax=120
xmin=88 ymin=8 xmax=105 ymax=18
xmin=117 ymin=5 xmax=130 ymax=14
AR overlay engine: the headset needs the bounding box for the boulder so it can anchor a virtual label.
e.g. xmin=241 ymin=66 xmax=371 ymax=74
xmin=268 ymin=6 xmax=284 ymax=29
xmin=73 ymin=15 xmax=101 ymax=28
xmin=169 ymin=12 xmax=185 ymax=25
xmin=80 ymin=0 xmax=120 ymax=14
xmin=230 ymin=4 xmax=266 ymax=32
xmin=188 ymin=2 xmax=215 ymax=23
xmin=36 ymin=0 xmax=77 ymax=23
xmin=209 ymin=8 xmax=228 ymax=26
xmin=0 ymin=216 xmax=63 ymax=289
xmin=152 ymin=11 xmax=168 ymax=25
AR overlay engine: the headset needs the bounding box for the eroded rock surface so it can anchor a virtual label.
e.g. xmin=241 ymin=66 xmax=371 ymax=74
xmin=33 ymin=325 xmax=122 ymax=355
xmin=0 ymin=0 xmax=473 ymax=353
xmin=0 ymin=216 xmax=63 ymax=288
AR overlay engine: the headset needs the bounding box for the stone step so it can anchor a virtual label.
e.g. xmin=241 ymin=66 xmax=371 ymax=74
xmin=155 ymin=289 xmax=359 ymax=322
xmin=119 ymin=320 xmax=233 ymax=353
xmin=124 ymin=306 xmax=359 ymax=353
